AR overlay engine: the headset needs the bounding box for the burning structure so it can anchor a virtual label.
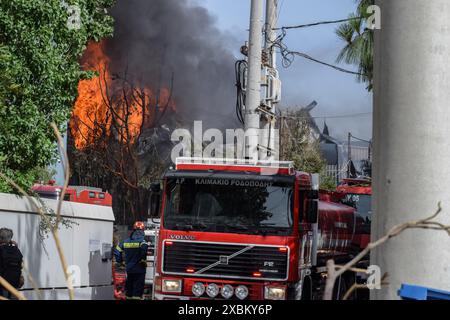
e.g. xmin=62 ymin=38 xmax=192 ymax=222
xmin=69 ymin=0 xmax=237 ymax=224
xmin=71 ymin=41 xmax=176 ymax=150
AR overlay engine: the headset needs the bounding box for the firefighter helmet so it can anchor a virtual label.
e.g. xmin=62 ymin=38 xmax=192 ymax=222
xmin=133 ymin=221 xmax=145 ymax=230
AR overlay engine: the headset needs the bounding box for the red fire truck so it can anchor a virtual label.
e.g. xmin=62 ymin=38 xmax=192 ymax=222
xmin=150 ymin=158 xmax=364 ymax=300
xmin=31 ymin=182 xmax=112 ymax=207
xmin=336 ymin=178 xmax=372 ymax=250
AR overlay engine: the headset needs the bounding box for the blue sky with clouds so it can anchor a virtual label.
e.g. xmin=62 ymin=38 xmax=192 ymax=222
xmin=193 ymin=0 xmax=373 ymax=141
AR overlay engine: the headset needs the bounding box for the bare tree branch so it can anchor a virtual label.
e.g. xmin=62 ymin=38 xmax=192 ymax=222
xmin=22 ymin=264 xmax=43 ymax=300
xmin=0 ymin=276 xmax=26 ymax=300
xmin=51 ymin=123 xmax=69 ymax=225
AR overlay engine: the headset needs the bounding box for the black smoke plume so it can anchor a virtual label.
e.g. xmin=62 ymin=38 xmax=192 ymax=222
xmin=107 ymin=0 xmax=240 ymax=130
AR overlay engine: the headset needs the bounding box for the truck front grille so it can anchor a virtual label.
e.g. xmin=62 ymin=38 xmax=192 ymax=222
xmin=162 ymin=241 xmax=289 ymax=281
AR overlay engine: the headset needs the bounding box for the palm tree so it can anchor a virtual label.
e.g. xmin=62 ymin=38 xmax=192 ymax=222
xmin=336 ymin=0 xmax=374 ymax=91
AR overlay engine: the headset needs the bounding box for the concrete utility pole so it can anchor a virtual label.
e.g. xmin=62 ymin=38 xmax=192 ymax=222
xmin=259 ymin=0 xmax=281 ymax=161
xmin=264 ymin=0 xmax=277 ymax=68
xmin=244 ymin=0 xmax=264 ymax=161
xmin=372 ymin=0 xmax=450 ymax=299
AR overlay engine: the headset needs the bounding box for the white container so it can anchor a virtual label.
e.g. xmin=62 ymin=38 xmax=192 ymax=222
xmin=0 ymin=193 xmax=115 ymax=300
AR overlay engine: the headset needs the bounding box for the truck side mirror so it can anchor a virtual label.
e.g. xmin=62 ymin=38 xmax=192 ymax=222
xmin=148 ymin=182 xmax=161 ymax=217
xmin=305 ymin=173 xmax=320 ymax=224
xmin=305 ymin=199 xmax=318 ymax=223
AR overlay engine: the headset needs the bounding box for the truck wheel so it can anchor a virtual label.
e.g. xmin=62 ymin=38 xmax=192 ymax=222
xmin=344 ymin=273 xmax=357 ymax=300
xmin=301 ymin=276 xmax=313 ymax=300
xmin=333 ymin=275 xmax=349 ymax=300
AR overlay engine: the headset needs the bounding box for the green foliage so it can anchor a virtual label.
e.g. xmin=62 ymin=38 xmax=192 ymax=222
xmin=320 ymin=174 xmax=337 ymax=192
xmin=290 ymin=144 xmax=336 ymax=191
xmin=289 ymin=143 xmax=326 ymax=175
xmin=32 ymin=166 xmax=57 ymax=183
xmin=336 ymin=0 xmax=374 ymax=91
xmin=280 ymin=109 xmax=335 ymax=191
xmin=0 ymin=0 xmax=114 ymax=193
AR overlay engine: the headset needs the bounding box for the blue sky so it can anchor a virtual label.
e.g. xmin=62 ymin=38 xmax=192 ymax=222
xmin=194 ymin=0 xmax=373 ymax=141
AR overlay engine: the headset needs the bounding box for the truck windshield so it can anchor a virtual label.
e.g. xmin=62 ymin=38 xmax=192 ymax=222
xmin=163 ymin=178 xmax=294 ymax=236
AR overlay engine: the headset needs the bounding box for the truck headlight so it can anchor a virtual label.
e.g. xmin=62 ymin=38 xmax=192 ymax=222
xmin=162 ymin=279 xmax=182 ymax=293
xmin=192 ymin=282 xmax=205 ymax=297
xmin=221 ymin=285 xmax=234 ymax=299
xmin=206 ymin=283 xmax=220 ymax=298
xmin=235 ymin=285 xmax=249 ymax=300
xmin=264 ymin=286 xmax=286 ymax=300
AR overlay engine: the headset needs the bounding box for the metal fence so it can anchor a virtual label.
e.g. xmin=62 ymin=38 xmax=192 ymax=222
xmin=325 ymin=162 xmax=350 ymax=185
xmin=323 ymin=144 xmax=370 ymax=184
xmin=348 ymin=145 xmax=370 ymax=162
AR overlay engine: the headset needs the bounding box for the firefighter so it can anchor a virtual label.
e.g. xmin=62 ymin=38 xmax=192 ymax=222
xmin=115 ymin=221 xmax=148 ymax=300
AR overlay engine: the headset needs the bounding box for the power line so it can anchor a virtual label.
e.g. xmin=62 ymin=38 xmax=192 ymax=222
xmin=288 ymin=51 xmax=364 ymax=76
xmin=314 ymin=112 xmax=372 ymax=119
xmin=350 ymin=133 xmax=372 ymax=144
xmin=235 ymin=59 xmax=247 ymax=125
xmin=270 ymin=28 xmax=367 ymax=76
xmin=273 ymin=16 xmax=364 ymax=31
xmin=280 ymin=112 xmax=372 ymax=120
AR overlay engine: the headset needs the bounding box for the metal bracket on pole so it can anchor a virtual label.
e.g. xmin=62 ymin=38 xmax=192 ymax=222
xmin=256 ymin=105 xmax=276 ymax=118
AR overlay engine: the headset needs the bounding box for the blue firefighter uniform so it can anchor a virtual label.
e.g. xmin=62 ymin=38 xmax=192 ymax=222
xmin=115 ymin=229 xmax=148 ymax=299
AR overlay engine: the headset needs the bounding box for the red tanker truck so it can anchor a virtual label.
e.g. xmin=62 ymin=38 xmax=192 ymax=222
xmin=150 ymin=158 xmax=366 ymax=300
xmin=336 ymin=178 xmax=372 ymax=250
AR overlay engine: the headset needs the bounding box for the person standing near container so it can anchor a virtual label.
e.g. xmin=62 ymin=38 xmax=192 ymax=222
xmin=0 ymin=228 xmax=23 ymax=299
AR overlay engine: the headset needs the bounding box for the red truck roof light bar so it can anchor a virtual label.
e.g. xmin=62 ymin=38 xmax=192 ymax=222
xmin=176 ymin=157 xmax=295 ymax=175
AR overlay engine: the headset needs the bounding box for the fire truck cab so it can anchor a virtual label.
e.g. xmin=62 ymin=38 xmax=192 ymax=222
xmin=151 ymin=158 xmax=358 ymax=300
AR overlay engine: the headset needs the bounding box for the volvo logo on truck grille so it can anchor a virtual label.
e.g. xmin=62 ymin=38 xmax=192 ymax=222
xmin=219 ymin=256 xmax=229 ymax=265
xmin=168 ymin=235 xmax=195 ymax=240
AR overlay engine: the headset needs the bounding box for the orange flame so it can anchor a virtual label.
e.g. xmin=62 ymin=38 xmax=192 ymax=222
xmin=70 ymin=41 xmax=175 ymax=149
